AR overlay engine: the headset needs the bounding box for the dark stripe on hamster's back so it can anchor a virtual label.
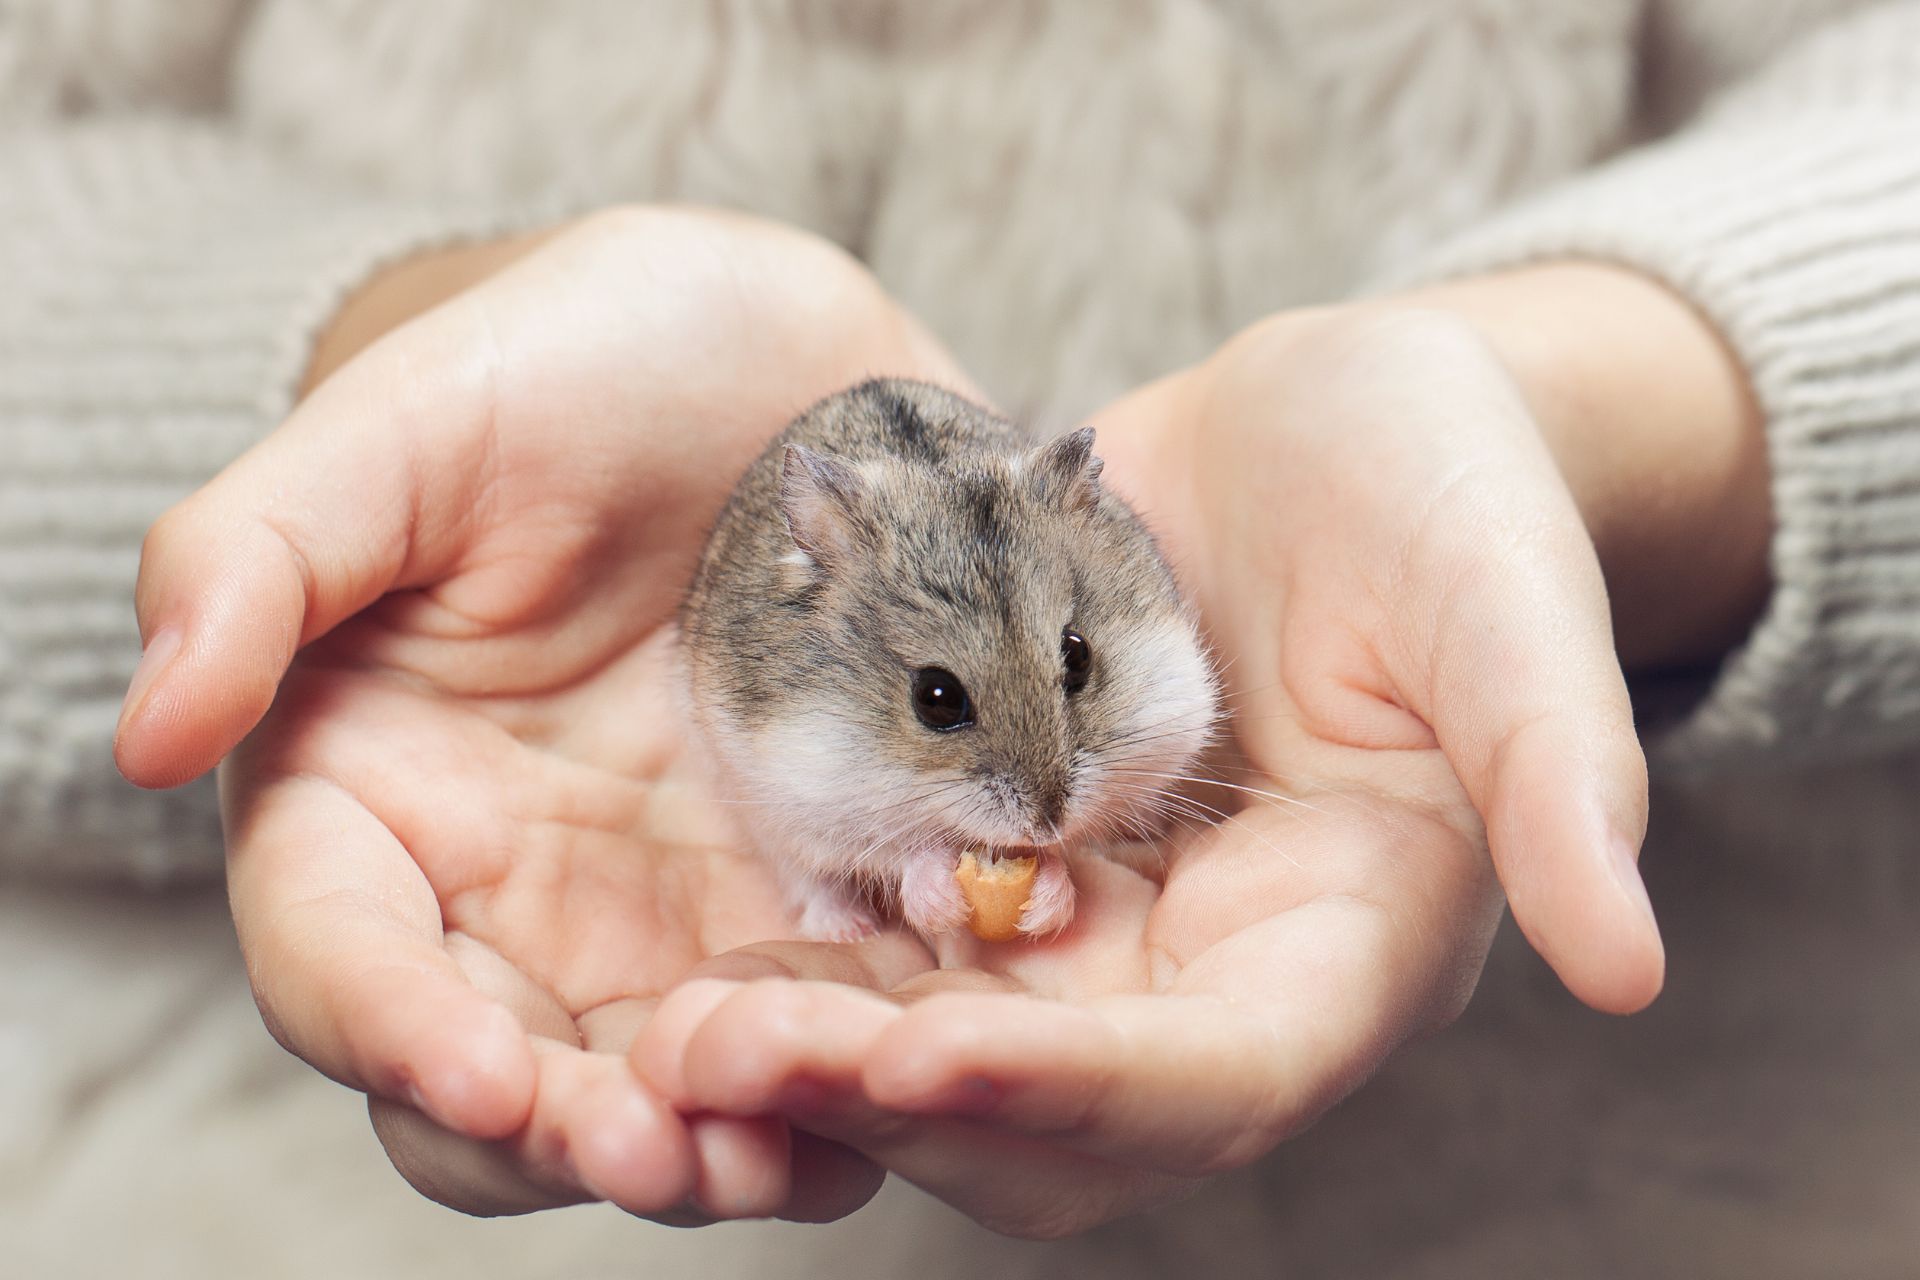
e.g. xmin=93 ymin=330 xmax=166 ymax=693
xmin=955 ymin=474 xmax=1019 ymax=629
xmin=957 ymin=473 xmax=1002 ymax=545
xmin=863 ymin=381 xmax=943 ymax=463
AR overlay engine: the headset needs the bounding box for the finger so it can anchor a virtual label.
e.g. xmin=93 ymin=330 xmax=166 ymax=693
xmin=782 ymin=1096 xmax=1191 ymax=1240
xmin=658 ymin=1113 xmax=887 ymax=1223
xmin=371 ymin=1038 xmax=698 ymax=1220
xmin=529 ymin=1041 xmax=699 ymax=1215
xmin=224 ymin=770 xmax=536 ymax=1139
xmin=779 ymin=1133 xmax=890 ymax=1224
xmin=686 ymin=1115 xmax=792 ymax=1219
xmin=650 ymin=978 xmax=1178 ymax=1237
xmin=374 ymin=1039 xmax=880 ymax=1224
xmin=629 ymin=973 xmax=893 ymax=1223
xmin=444 ymin=954 xmax=794 ymax=1220
xmin=862 ymin=898 xmax=1421 ymax=1176
xmin=370 ymin=1098 xmax=582 ymax=1218
xmin=116 ymin=318 xmax=493 ymax=788
xmin=638 ymin=966 xmax=1200 ymax=1235
xmin=1414 ymin=487 xmax=1664 ymax=1014
xmin=740 ymin=1056 xmax=1187 ymax=1239
xmin=631 ymin=979 xmax=748 ymax=1104
xmin=641 ymin=977 xmax=905 ymax=1115
xmin=628 ymin=937 xmax=929 ymax=1103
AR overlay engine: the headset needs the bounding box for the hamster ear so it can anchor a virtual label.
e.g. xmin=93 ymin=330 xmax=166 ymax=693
xmin=779 ymin=444 xmax=869 ymax=566
xmin=1026 ymin=426 xmax=1103 ymax=514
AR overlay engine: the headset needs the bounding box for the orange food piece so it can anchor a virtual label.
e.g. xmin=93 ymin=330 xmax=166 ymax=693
xmin=955 ymin=849 xmax=1038 ymax=942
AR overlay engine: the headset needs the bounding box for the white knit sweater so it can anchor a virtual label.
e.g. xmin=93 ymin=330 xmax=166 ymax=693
xmin=3 ymin=0 xmax=1916 ymax=882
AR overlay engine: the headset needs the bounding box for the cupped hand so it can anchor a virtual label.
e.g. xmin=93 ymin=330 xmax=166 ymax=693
xmin=628 ymin=302 xmax=1667 ymax=1237
xmin=115 ymin=207 xmax=977 ymax=1222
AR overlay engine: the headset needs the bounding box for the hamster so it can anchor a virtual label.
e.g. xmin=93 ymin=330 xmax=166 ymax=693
xmin=680 ymin=378 xmax=1219 ymax=942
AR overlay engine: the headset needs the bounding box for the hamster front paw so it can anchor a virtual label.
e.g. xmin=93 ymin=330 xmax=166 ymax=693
xmin=898 ymin=849 xmax=971 ymax=937
xmin=795 ymin=881 xmax=881 ymax=943
xmin=1016 ymin=852 xmax=1076 ymax=937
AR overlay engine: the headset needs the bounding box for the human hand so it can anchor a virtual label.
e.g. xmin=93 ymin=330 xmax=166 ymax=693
xmin=629 ymin=265 xmax=1769 ymax=1236
xmin=114 ymin=206 xmax=977 ymax=1222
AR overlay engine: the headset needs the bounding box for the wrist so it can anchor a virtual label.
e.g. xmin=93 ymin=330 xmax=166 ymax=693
xmin=1383 ymin=264 xmax=1772 ymax=670
xmin=300 ymin=227 xmax=562 ymax=396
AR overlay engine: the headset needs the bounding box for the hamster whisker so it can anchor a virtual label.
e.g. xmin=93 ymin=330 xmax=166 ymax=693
xmin=835 ymin=830 xmax=918 ymax=885
xmin=1086 ymin=714 xmax=1216 ymax=747
xmin=1096 ymin=788 xmax=1206 ymax=840
xmin=1080 ymin=711 xmax=1222 ymax=758
xmin=817 ymin=773 xmax=1000 ymax=883
xmin=1179 ymin=804 xmax=1307 ymax=873
xmin=1098 ymin=782 xmax=1274 ymax=871
xmin=1096 ymin=780 xmax=1227 ymax=834
xmin=1106 ymin=707 xmax=1314 ymax=753
xmin=1212 ymin=677 xmax=1288 ymax=706
xmin=1099 ymin=780 xmax=1307 ymax=872
xmin=713 ymin=775 xmax=976 ymax=829
xmin=1084 ymin=808 xmax=1177 ymax=871
xmin=1169 ymin=760 xmax=1390 ymax=817
xmin=1184 ymin=762 xmax=1397 ymax=824
xmin=826 ymin=813 xmax=954 ymax=887
xmin=1107 ymin=768 xmax=1327 ymax=815
xmin=1087 ymin=791 xmax=1200 ymax=857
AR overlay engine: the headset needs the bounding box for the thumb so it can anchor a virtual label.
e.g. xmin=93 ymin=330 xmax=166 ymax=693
xmin=1419 ymin=494 xmax=1666 ymax=1015
xmin=114 ymin=324 xmax=493 ymax=788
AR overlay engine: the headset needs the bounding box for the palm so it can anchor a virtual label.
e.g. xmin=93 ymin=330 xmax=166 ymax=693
xmin=223 ymin=208 xmax=926 ymax=1007
xmin=144 ymin=210 xmax=978 ymax=1219
xmin=254 ymin=621 xmax=787 ymax=1017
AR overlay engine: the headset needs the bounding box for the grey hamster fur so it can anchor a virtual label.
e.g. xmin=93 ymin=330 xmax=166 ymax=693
xmin=681 ymin=378 xmax=1218 ymax=941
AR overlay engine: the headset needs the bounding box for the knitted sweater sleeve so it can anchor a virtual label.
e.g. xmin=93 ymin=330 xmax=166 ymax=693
xmin=1395 ymin=1 xmax=1920 ymax=772
xmin=0 ymin=118 xmax=527 ymax=883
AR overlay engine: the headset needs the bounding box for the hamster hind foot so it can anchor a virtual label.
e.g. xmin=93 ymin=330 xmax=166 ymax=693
xmin=795 ymin=880 xmax=881 ymax=943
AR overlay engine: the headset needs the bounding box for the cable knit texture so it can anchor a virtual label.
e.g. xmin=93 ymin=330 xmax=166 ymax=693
xmin=0 ymin=120 xmax=557 ymax=881
xmin=1395 ymin=2 xmax=1920 ymax=769
xmin=0 ymin=0 xmax=1914 ymax=880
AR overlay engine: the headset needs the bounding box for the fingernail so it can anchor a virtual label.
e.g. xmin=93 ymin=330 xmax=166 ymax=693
xmin=119 ymin=626 xmax=182 ymax=731
xmin=402 ymin=1081 xmax=452 ymax=1130
xmin=1607 ymin=835 xmax=1658 ymax=933
xmin=633 ymin=979 xmax=745 ymax=1100
xmin=572 ymin=1088 xmax=675 ymax=1205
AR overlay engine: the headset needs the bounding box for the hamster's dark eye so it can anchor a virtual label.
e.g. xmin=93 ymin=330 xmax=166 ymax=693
xmin=1061 ymin=630 xmax=1092 ymax=694
xmin=911 ymin=667 xmax=973 ymax=731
